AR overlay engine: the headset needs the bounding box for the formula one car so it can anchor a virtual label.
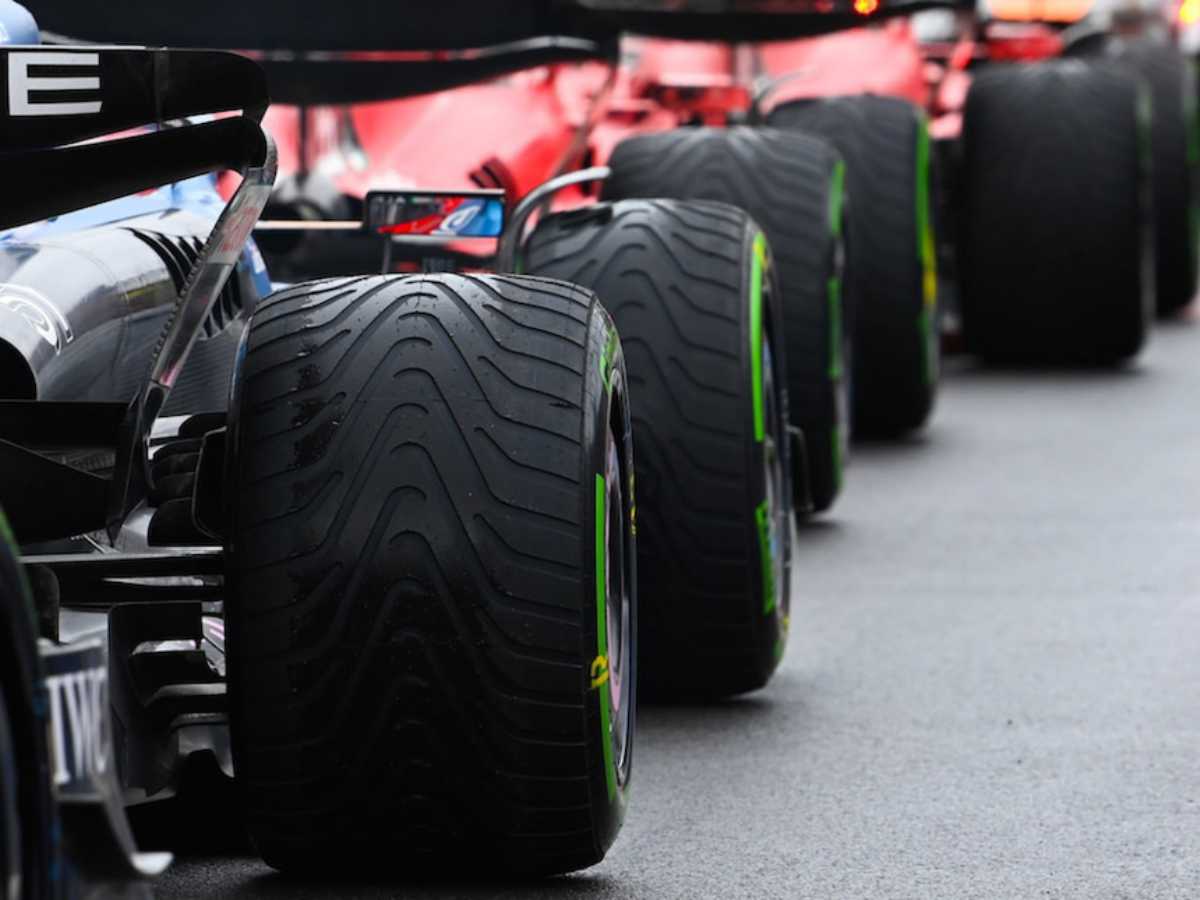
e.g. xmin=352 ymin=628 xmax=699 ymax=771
xmin=237 ymin=50 xmax=802 ymax=693
xmin=588 ymin=0 xmax=1194 ymax=369
xmin=0 ymin=16 xmax=643 ymax=892
xmin=254 ymin=50 xmax=850 ymax=515
xmin=253 ymin=0 xmax=1190 ymax=523
xmin=571 ymin=8 xmax=1196 ymax=382
xmin=759 ymin=1 xmax=1194 ymax=346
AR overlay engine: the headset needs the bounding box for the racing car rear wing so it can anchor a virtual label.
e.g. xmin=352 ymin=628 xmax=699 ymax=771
xmin=27 ymin=0 xmax=984 ymax=64
xmin=0 ymin=47 xmax=276 ymax=543
xmin=573 ymin=0 xmax=975 ymax=40
xmin=0 ymin=47 xmax=267 ymax=228
xmin=25 ymin=0 xmax=977 ymax=107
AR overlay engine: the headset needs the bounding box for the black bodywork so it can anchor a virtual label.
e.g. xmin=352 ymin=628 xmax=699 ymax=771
xmin=0 ymin=45 xmax=276 ymax=893
xmin=0 ymin=32 xmax=645 ymax=893
xmin=0 ymin=3 xmax=970 ymax=890
xmin=27 ymin=0 xmax=968 ymax=54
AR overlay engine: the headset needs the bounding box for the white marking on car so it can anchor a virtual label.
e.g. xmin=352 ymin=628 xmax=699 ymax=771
xmin=8 ymin=51 xmax=102 ymax=117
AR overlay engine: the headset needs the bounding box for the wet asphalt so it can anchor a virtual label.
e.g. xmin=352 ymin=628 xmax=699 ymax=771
xmin=157 ymin=318 xmax=1200 ymax=899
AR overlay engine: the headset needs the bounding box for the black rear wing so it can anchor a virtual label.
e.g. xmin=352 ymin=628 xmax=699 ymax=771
xmin=574 ymin=0 xmax=972 ymax=40
xmin=28 ymin=0 xmax=968 ymax=61
xmin=0 ymin=47 xmax=268 ymax=230
xmin=0 ymin=46 xmax=276 ymax=542
xmin=28 ymin=1 xmax=579 ymax=51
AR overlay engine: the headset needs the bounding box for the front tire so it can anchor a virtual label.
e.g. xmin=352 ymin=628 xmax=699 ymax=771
xmin=225 ymin=273 xmax=635 ymax=875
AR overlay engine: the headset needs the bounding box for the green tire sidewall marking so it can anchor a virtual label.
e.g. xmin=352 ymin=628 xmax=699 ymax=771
xmin=828 ymin=159 xmax=845 ymax=239
xmin=755 ymin=501 xmax=776 ymax=616
xmin=827 ymin=161 xmax=846 ymax=494
xmin=915 ymin=115 xmax=938 ymax=387
xmin=827 ymin=275 xmax=843 ymax=380
xmin=827 ymin=275 xmax=844 ymax=496
xmin=749 ymin=234 xmax=776 ymax=618
xmin=593 ymin=472 xmax=616 ymax=803
xmin=750 ymin=232 xmax=767 ymax=444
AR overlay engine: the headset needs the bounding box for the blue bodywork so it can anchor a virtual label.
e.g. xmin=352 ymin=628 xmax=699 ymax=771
xmin=0 ymin=0 xmax=37 ymax=44
xmin=1 ymin=179 xmax=275 ymax=299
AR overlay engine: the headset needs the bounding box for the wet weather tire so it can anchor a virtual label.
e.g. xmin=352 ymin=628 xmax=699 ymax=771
xmin=960 ymin=61 xmax=1152 ymax=362
xmin=1112 ymin=40 xmax=1199 ymax=315
xmin=0 ymin=690 xmax=17 ymax=900
xmin=527 ymin=199 xmax=794 ymax=698
xmin=0 ymin=510 xmax=52 ymax=900
xmin=225 ymin=273 xmax=636 ymax=875
xmin=604 ymin=127 xmax=847 ymax=512
xmin=770 ymin=95 xmax=939 ymax=436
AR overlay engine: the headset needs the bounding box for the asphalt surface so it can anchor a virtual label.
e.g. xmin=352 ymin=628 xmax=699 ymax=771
xmin=158 ymin=320 xmax=1200 ymax=899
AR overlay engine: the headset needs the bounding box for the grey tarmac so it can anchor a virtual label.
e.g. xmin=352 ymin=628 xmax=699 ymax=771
xmin=157 ymin=320 xmax=1200 ymax=900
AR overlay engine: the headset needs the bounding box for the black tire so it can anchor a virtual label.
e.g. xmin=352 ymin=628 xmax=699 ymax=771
xmin=0 ymin=510 xmax=54 ymax=900
xmin=959 ymin=60 xmax=1152 ymax=363
xmin=225 ymin=273 xmax=636 ymax=875
xmin=1111 ymin=39 xmax=1199 ymax=315
xmin=604 ymin=127 xmax=847 ymax=513
xmin=0 ymin=689 xmax=18 ymax=900
xmin=770 ymin=95 xmax=939 ymax=436
xmin=526 ymin=199 xmax=794 ymax=698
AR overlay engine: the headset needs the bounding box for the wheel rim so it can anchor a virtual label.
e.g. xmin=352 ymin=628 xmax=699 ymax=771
xmin=603 ymin=423 xmax=633 ymax=787
xmin=761 ymin=340 xmax=789 ymax=628
xmin=0 ymin=694 xmax=21 ymax=900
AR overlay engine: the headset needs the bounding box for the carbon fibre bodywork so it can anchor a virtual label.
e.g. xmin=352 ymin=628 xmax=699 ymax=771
xmin=26 ymin=0 xmax=967 ymax=52
xmin=0 ymin=194 xmax=270 ymax=407
xmin=0 ymin=15 xmax=279 ymax=892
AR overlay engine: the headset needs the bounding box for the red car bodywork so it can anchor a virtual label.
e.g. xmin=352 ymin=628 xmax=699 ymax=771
xmin=261 ymin=14 xmax=1067 ymax=252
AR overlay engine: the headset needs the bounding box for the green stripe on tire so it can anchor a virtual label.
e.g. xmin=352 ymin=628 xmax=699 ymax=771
xmin=916 ymin=116 xmax=938 ymax=387
xmin=827 ymin=162 xmax=846 ymax=494
xmin=827 ymin=161 xmax=846 ymax=381
xmin=756 ymin=501 xmax=776 ymax=616
xmin=593 ymin=473 xmax=616 ymax=803
xmin=828 ymin=160 xmax=845 ymax=238
xmin=750 ymin=233 xmax=767 ymax=444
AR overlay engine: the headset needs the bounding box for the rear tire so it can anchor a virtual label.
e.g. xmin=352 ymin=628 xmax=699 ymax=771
xmin=526 ymin=199 xmax=794 ymax=698
xmin=0 ymin=681 xmax=19 ymax=900
xmin=225 ymin=273 xmax=635 ymax=875
xmin=1111 ymin=39 xmax=1199 ymax=315
xmin=0 ymin=509 xmax=53 ymax=900
xmin=604 ymin=127 xmax=847 ymax=513
xmin=770 ymin=94 xmax=939 ymax=436
xmin=959 ymin=61 xmax=1152 ymax=363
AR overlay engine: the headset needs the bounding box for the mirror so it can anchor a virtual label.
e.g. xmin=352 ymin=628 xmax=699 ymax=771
xmin=364 ymin=190 xmax=505 ymax=238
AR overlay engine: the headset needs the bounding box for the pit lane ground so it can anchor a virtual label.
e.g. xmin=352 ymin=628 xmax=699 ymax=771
xmin=156 ymin=318 xmax=1200 ymax=899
